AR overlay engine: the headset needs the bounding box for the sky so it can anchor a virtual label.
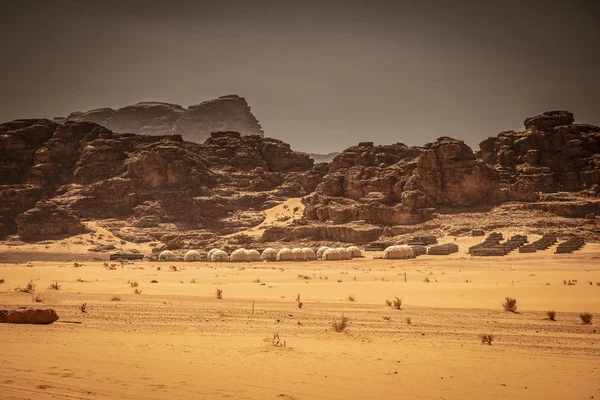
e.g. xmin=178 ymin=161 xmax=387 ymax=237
xmin=1 ymin=0 xmax=599 ymax=153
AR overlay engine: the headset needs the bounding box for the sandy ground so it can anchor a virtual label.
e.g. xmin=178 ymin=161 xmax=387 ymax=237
xmin=1 ymin=236 xmax=599 ymax=400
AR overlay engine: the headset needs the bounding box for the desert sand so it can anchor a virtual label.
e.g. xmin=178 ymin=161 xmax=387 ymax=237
xmin=1 ymin=233 xmax=599 ymax=400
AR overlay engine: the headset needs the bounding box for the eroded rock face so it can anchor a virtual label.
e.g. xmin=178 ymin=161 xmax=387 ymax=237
xmin=0 ymin=119 xmax=320 ymax=240
xmin=0 ymin=308 xmax=59 ymax=324
xmin=479 ymin=111 xmax=600 ymax=193
xmin=68 ymin=95 xmax=264 ymax=143
xmin=16 ymin=200 xmax=88 ymax=240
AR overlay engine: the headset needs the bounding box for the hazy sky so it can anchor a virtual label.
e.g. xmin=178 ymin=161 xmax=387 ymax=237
xmin=1 ymin=0 xmax=599 ymax=153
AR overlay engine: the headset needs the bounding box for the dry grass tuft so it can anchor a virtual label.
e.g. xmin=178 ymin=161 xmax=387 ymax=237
xmin=405 ymin=317 xmax=412 ymax=325
xmin=49 ymin=282 xmax=61 ymax=290
xmin=296 ymin=293 xmax=303 ymax=309
xmin=347 ymin=294 xmax=355 ymax=302
xmin=502 ymin=297 xmax=517 ymax=313
xmin=80 ymin=303 xmax=87 ymax=313
xmin=480 ymin=334 xmax=494 ymax=345
xmin=332 ymin=314 xmax=349 ymax=332
xmin=133 ymin=288 xmax=142 ymax=295
xmin=190 ymin=277 xmax=197 ymax=284
xmin=580 ymin=313 xmax=593 ymax=325
xmin=0 ymin=278 xmax=5 ymax=284
xmin=111 ymin=296 xmax=121 ymax=301
xmin=129 ymin=281 xmax=139 ymax=288
xmin=385 ymin=299 xmax=392 ymax=306
xmin=73 ymin=262 xmax=82 ymax=268
xmin=15 ymin=280 xmax=36 ymax=294
xmin=32 ymin=294 xmax=44 ymax=303
xmin=77 ymin=278 xmax=84 ymax=282
xmin=264 ymin=332 xmax=287 ymax=348
xmin=423 ymin=277 xmax=430 ymax=283
xmin=546 ymin=310 xmax=556 ymax=321
xmin=392 ymin=297 xmax=402 ymax=310
xmin=216 ymin=288 xmax=223 ymax=299
xmin=170 ymin=265 xmax=178 ymax=272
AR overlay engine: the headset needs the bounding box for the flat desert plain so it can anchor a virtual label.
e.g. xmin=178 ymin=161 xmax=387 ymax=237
xmin=1 ymin=235 xmax=599 ymax=400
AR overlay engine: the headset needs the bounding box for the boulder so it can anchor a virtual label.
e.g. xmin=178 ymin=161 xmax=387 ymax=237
xmin=524 ymin=111 xmax=574 ymax=131
xmin=0 ymin=308 xmax=59 ymax=324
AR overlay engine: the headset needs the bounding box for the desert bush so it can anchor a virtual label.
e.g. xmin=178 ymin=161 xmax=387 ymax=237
xmin=264 ymin=332 xmax=287 ymax=348
xmin=170 ymin=265 xmax=178 ymax=272
xmin=347 ymin=294 xmax=355 ymax=302
xmin=80 ymin=303 xmax=87 ymax=313
xmin=580 ymin=313 xmax=593 ymax=325
xmin=32 ymin=294 xmax=44 ymax=303
xmin=296 ymin=293 xmax=303 ymax=309
xmin=129 ymin=281 xmax=139 ymax=288
xmin=73 ymin=262 xmax=82 ymax=268
xmin=254 ymin=278 xmax=261 ymax=283
xmin=15 ymin=280 xmax=36 ymax=294
xmin=190 ymin=277 xmax=197 ymax=284
xmin=385 ymin=299 xmax=392 ymax=307
xmin=133 ymin=288 xmax=142 ymax=295
xmin=156 ymin=266 xmax=161 ymax=271
xmin=502 ymin=297 xmax=517 ymax=313
xmin=77 ymin=278 xmax=84 ymax=282
xmin=596 ymin=282 xmax=600 ymax=286
xmin=337 ymin=279 xmax=343 ymax=283
xmin=297 ymin=274 xmax=311 ymax=280
xmin=49 ymin=282 xmax=61 ymax=290
xmin=480 ymin=334 xmax=494 ymax=345
xmin=332 ymin=315 xmax=349 ymax=332
xmin=423 ymin=277 xmax=430 ymax=283
xmin=546 ymin=310 xmax=556 ymax=321
xmin=405 ymin=317 xmax=412 ymax=325
xmin=0 ymin=278 xmax=5 ymax=284
xmin=111 ymin=296 xmax=121 ymax=301
xmin=216 ymin=288 xmax=223 ymax=299
xmin=382 ymin=316 xmax=391 ymax=321
xmin=393 ymin=297 xmax=402 ymax=310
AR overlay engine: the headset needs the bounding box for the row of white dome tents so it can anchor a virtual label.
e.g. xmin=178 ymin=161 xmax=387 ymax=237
xmin=159 ymin=246 xmax=366 ymax=262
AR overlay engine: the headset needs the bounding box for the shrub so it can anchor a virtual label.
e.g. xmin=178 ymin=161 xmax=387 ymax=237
xmin=405 ymin=317 xmax=412 ymax=325
xmin=49 ymin=282 xmax=61 ymax=290
xmin=216 ymin=288 xmax=223 ymax=299
xmin=546 ymin=310 xmax=556 ymax=321
xmin=111 ymin=296 xmax=121 ymax=301
xmin=77 ymin=278 xmax=84 ymax=282
xmin=480 ymin=334 xmax=494 ymax=345
xmin=423 ymin=277 xmax=430 ymax=283
xmin=129 ymin=281 xmax=139 ymax=288
xmin=15 ymin=280 xmax=36 ymax=294
xmin=32 ymin=294 xmax=44 ymax=303
xmin=170 ymin=265 xmax=178 ymax=272
xmin=502 ymin=297 xmax=517 ymax=313
xmin=156 ymin=266 xmax=161 ymax=271
xmin=580 ymin=313 xmax=593 ymax=325
xmin=190 ymin=277 xmax=197 ymax=284
xmin=296 ymin=293 xmax=303 ymax=309
xmin=347 ymin=294 xmax=355 ymax=302
xmin=332 ymin=315 xmax=349 ymax=332
xmin=73 ymin=262 xmax=82 ymax=268
xmin=392 ymin=297 xmax=402 ymax=310
xmin=0 ymin=278 xmax=5 ymax=284
xmin=80 ymin=303 xmax=87 ymax=313
xmin=253 ymin=278 xmax=261 ymax=283
xmin=133 ymin=288 xmax=142 ymax=295
xmin=385 ymin=299 xmax=392 ymax=307
xmin=264 ymin=332 xmax=286 ymax=348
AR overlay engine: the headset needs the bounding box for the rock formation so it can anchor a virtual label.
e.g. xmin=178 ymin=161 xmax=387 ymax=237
xmin=0 ymin=308 xmax=59 ymax=324
xmin=1 ymin=110 xmax=598 ymax=247
xmin=67 ymin=95 xmax=264 ymax=143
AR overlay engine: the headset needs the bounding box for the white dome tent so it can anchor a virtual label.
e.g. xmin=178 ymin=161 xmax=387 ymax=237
xmin=247 ymin=249 xmax=261 ymax=262
xmin=261 ymin=248 xmax=278 ymax=261
xmin=210 ymin=250 xmax=229 ymax=262
xmin=337 ymin=247 xmax=351 ymax=260
xmin=292 ymin=248 xmax=307 ymax=261
xmin=317 ymin=246 xmax=330 ymax=260
xmin=207 ymin=248 xmax=220 ymax=260
xmin=277 ymin=248 xmax=295 ymax=261
xmin=322 ymin=248 xmax=342 ymax=261
xmin=383 ymin=245 xmax=415 ymax=259
xmin=184 ymin=250 xmax=201 ymax=261
xmin=159 ymin=250 xmax=176 ymax=261
xmin=230 ymin=248 xmax=249 ymax=262
xmin=347 ymin=246 xmax=362 ymax=258
xmin=303 ymin=247 xmax=316 ymax=260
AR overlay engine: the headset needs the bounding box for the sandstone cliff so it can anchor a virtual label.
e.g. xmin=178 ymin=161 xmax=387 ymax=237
xmin=67 ymin=95 xmax=264 ymax=143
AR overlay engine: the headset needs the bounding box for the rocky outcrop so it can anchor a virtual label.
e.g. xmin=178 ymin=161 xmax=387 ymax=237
xmin=0 ymin=119 xmax=320 ymax=240
xmin=479 ymin=111 xmax=600 ymax=193
xmin=16 ymin=200 xmax=88 ymax=240
xmin=0 ymin=308 xmax=59 ymax=324
xmin=261 ymin=223 xmax=383 ymax=244
xmin=68 ymin=95 xmax=264 ymax=143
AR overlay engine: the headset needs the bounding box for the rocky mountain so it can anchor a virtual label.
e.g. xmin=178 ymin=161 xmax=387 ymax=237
xmin=1 ymin=110 xmax=598 ymax=250
xmin=307 ymin=152 xmax=340 ymax=163
xmin=64 ymin=94 xmax=263 ymax=143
